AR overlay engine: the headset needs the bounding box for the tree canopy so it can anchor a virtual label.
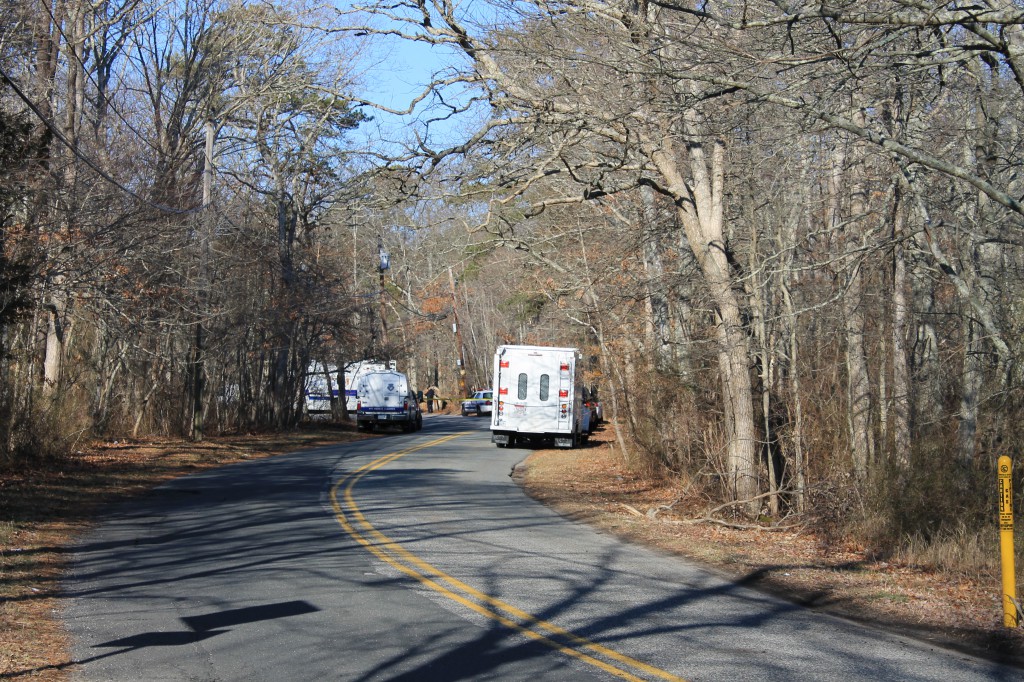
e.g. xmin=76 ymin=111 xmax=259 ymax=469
xmin=2 ymin=0 xmax=1023 ymax=551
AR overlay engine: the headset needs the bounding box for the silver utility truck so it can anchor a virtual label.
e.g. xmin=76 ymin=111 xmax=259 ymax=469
xmin=490 ymin=344 xmax=591 ymax=448
xmin=355 ymin=369 xmax=422 ymax=432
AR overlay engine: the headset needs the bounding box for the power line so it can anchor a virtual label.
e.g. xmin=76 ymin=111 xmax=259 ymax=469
xmin=0 ymin=63 xmax=203 ymax=215
xmin=33 ymin=0 xmax=168 ymax=158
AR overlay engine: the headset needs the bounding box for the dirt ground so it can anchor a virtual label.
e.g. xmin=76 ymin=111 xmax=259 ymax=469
xmin=2 ymin=418 xmax=1023 ymax=680
xmin=520 ymin=426 xmax=1024 ymax=669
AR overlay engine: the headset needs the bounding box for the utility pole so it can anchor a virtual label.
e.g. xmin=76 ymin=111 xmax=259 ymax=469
xmin=449 ymin=267 xmax=467 ymax=398
xmin=191 ymin=119 xmax=215 ymax=442
xmin=378 ymin=239 xmax=390 ymax=351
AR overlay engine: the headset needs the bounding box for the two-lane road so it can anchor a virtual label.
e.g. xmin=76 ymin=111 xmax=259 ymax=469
xmin=64 ymin=417 xmax=1017 ymax=680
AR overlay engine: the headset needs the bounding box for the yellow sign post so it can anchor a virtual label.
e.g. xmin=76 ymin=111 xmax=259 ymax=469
xmin=998 ymin=456 xmax=1018 ymax=627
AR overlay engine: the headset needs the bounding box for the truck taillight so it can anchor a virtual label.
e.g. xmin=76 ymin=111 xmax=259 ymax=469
xmin=357 ymin=400 xmax=361 ymax=410
xmin=499 ymin=387 xmax=508 ymax=395
xmin=403 ymin=399 xmax=409 ymax=409
xmin=559 ymin=389 xmax=568 ymax=398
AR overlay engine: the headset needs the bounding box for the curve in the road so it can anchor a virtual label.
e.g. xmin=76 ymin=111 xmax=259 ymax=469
xmin=329 ymin=432 xmax=687 ymax=682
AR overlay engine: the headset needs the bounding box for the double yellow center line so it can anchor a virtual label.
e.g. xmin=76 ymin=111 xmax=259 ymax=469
xmin=328 ymin=433 xmax=687 ymax=682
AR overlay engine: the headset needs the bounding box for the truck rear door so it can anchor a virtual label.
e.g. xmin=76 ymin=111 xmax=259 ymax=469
xmin=555 ymin=350 xmax=575 ymax=433
xmin=380 ymin=373 xmax=405 ymax=418
xmin=496 ymin=348 xmax=571 ymax=434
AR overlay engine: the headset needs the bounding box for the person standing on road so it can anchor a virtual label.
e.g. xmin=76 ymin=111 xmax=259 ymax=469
xmin=425 ymin=385 xmax=438 ymax=413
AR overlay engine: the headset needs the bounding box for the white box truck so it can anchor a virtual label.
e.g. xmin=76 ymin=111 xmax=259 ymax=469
xmin=355 ymin=369 xmax=422 ymax=432
xmin=490 ymin=345 xmax=591 ymax=448
xmin=303 ymin=360 xmax=391 ymax=414
xmin=303 ymin=361 xmax=339 ymax=414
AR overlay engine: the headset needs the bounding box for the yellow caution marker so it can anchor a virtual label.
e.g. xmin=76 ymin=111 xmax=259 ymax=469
xmin=998 ymin=455 xmax=1018 ymax=627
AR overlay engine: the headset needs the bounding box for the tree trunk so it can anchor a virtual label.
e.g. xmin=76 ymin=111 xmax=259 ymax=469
xmin=640 ymin=188 xmax=672 ymax=372
xmin=646 ymin=128 xmax=759 ymax=507
xmin=42 ymin=291 xmax=66 ymax=396
xmin=956 ymin=319 xmax=982 ymax=468
xmin=189 ymin=322 xmax=205 ymax=441
xmin=890 ymin=192 xmax=911 ymax=466
xmin=843 ymin=260 xmax=874 ymax=479
xmin=782 ymin=279 xmax=806 ymax=513
xmin=750 ymin=220 xmax=779 ymax=517
xmin=829 ymin=123 xmax=875 ymax=480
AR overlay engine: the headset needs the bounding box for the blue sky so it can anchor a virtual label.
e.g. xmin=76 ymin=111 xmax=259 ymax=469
xmin=344 ymin=8 xmax=483 ymax=152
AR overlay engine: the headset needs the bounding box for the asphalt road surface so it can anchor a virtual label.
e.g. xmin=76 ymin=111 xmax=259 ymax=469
xmin=64 ymin=416 xmax=1020 ymax=681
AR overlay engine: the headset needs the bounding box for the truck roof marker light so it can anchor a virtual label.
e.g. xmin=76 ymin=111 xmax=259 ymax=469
xmin=499 ymin=387 xmax=508 ymax=395
xmin=500 ymin=360 xmax=509 ymax=368
xmin=559 ymin=389 xmax=569 ymax=397
xmin=560 ymin=363 xmax=569 ymax=371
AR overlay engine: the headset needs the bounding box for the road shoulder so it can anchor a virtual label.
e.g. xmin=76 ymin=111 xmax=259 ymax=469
xmin=514 ymin=429 xmax=1024 ymax=669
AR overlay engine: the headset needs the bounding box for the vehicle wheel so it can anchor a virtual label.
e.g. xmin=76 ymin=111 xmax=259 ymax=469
xmin=495 ymin=441 xmax=507 ymax=448
xmin=416 ymin=414 xmax=423 ymax=430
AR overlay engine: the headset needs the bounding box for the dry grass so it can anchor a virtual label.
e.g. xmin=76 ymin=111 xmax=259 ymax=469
xmin=0 ymin=424 xmax=371 ymax=680
xmin=892 ymin=524 xmax=999 ymax=577
xmin=520 ymin=425 xmax=1024 ymax=667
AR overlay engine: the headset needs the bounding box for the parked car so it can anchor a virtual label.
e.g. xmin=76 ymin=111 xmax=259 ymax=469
xmin=461 ymin=390 xmax=494 ymax=417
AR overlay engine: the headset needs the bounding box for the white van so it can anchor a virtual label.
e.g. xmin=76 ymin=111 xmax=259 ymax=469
xmin=343 ymin=360 xmax=389 ymax=412
xmin=355 ymin=370 xmax=422 ymax=432
xmin=490 ymin=345 xmax=591 ymax=448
